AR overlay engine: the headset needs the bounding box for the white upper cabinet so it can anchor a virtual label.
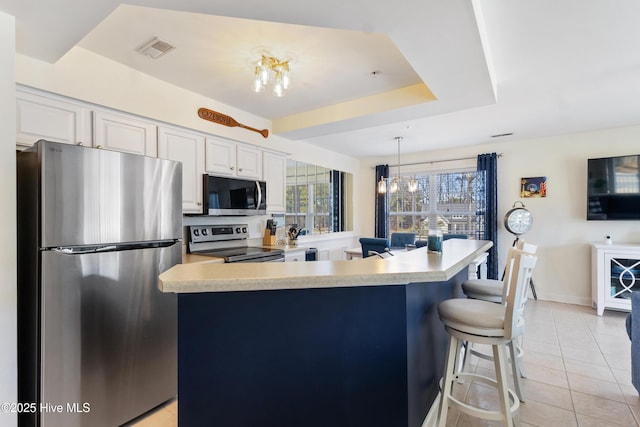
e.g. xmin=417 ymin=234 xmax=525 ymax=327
xmin=263 ymin=151 xmax=287 ymax=213
xmin=93 ymin=111 xmax=157 ymax=156
xmin=205 ymin=137 xmax=236 ymax=176
xmin=16 ymin=90 xmax=91 ymax=147
xmin=158 ymin=127 xmax=205 ymax=214
xmin=205 ymin=137 xmax=262 ymax=179
xmin=236 ymin=145 xmax=262 ymax=179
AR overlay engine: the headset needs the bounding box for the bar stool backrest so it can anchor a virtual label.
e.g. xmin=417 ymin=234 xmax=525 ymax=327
xmin=501 ymin=241 xmax=538 ymax=303
xmin=502 ymin=248 xmax=538 ymax=340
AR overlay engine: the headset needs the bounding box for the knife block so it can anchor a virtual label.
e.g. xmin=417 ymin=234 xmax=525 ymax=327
xmin=263 ymin=230 xmax=277 ymax=246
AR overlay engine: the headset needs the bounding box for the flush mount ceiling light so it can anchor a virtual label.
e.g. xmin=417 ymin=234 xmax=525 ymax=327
xmin=135 ymin=36 xmax=175 ymax=59
xmin=253 ymin=54 xmax=291 ymax=97
xmin=378 ymin=137 xmax=418 ymax=194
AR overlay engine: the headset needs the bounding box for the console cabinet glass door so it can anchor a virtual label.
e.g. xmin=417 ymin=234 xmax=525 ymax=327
xmin=605 ymin=255 xmax=640 ymax=305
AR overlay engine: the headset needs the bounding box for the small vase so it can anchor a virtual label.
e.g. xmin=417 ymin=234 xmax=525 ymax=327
xmin=427 ymin=230 xmax=443 ymax=253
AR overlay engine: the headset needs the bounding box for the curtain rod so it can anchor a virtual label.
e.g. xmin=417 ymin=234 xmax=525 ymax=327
xmin=381 ymin=153 xmax=504 ymax=168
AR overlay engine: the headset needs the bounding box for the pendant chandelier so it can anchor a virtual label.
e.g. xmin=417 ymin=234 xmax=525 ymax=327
xmin=253 ymin=54 xmax=291 ymax=97
xmin=377 ymin=137 xmax=417 ymax=194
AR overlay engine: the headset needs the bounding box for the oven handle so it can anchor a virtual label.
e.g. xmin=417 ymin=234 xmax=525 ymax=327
xmin=255 ymin=181 xmax=262 ymax=211
xmin=228 ymin=254 xmax=284 ymax=263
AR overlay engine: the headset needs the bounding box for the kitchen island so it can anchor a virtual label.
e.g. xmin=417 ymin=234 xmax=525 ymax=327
xmin=160 ymin=239 xmax=492 ymax=427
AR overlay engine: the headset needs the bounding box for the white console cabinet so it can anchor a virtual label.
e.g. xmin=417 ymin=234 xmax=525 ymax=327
xmin=592 ymin=243 xmax=640 ymax=316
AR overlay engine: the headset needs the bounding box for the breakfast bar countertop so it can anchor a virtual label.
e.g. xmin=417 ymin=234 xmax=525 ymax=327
xmin=160 ymin=239 xmax=492 ymax=293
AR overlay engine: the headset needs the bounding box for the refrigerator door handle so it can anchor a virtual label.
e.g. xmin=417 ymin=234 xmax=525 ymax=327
xmin=50 ymin=240 xmax=179 ymax=255
xmin=52 ymin=245 xmax=118 ymax=255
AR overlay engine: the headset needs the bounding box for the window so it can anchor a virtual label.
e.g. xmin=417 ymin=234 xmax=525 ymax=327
xmin=286 ymin=160 xmax=353 ymax=234
xmin=388 ymin=168 xmax=484 ymax=240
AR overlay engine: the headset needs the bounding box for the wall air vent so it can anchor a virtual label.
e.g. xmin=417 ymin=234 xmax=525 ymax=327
xmin=135 ymin=37 xmax=175 ymax=59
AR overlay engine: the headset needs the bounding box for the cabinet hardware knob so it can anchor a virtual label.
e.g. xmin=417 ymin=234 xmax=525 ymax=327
xmin=230 ymin=166 xmax=235 ymax=170
xmin=97 ymin=145 xmax=103 ymax=149
xmin=239 ymin=168 xmax=243 ymax=172
xmin=76 ymin=142 xmax=83 ymax=146
xmin=197 ymin=202 xmax=202 ymax=205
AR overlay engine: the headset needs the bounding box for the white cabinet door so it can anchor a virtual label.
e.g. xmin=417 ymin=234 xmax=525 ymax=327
xmin=93 ymin=111 xmax=157 ymax=156
xmin=16 ymin=91 xmax=91 ymax=147
xmin=205 ymin=137 xmax=236 ymax=176
xmin=284 ymin=249 xmax=306 ymax=262
xmin=205 ymin=137 xmax=262 ymax=179
xmin=263 ymin=151 xmax=286 ymax=213
xmin=237 ymin=145 xmax=262 ymax=179
xmin=158 ymin=127 xmax=205 ymax=213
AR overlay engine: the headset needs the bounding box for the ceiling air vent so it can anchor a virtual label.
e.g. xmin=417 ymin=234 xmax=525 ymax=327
xmin=135 ymin=37 xmax=175 ymax=59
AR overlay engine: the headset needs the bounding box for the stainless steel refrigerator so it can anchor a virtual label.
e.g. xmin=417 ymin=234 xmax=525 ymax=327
xmin=17 ymin=140 xmax=182 ymax=427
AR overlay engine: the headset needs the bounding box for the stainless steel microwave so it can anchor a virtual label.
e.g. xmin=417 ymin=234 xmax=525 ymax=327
xmin=203 ymin=175 xmax=267 ymax=216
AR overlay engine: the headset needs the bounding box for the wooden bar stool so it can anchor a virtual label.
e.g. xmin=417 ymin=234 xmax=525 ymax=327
xmin=436 ymin=248 xmax=537 ymax=427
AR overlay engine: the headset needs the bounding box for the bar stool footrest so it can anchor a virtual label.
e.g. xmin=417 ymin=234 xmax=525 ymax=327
xmin=440 ymin=372 xmax=520 ymax=422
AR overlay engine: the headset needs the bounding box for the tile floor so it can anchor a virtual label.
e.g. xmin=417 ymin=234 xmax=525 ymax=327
xmin=127 ymin=300 xmax=638 ymax=427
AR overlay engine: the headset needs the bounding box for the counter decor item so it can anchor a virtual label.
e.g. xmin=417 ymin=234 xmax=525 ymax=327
xmin=504 ymin=201 xmax=533 ymax=237
xmin=287 ymin=225 xmax=302 ymax=246
xmin=427 ymin=229 xmax=443 ymax=253
xmin=198 ymin=107 xmax=269 ymax=138
xmin=263 ymin=219 xmax=277 ymax=246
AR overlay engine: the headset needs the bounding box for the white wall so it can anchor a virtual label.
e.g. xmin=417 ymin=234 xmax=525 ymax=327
xmin=359 ymin=126 xmax=640 ymax=306
xmin=0 ymin=12 xmax=17 ymax=427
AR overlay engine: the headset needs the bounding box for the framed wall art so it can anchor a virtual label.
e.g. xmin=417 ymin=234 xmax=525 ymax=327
xmin=520 ymin=176 xmax=547 ymax=198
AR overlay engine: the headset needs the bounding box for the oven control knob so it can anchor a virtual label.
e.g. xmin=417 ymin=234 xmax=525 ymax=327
xmin=201 ymin=229 xmax=208 ymax=235
xmin=235 ymin=227 xmax=241 ymax=234
xmin=242 ymin=227 xmax=247 ymax=233
xmin=193 ymin=229 xmax=200 ymax=236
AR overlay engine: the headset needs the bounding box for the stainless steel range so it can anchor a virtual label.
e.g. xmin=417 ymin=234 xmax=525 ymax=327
xmin=187 ymin=224 xmax=284 ymax=262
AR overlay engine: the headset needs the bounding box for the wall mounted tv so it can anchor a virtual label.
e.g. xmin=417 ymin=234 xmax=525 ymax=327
xmin=587 ymin=154 xmax=640 ymax=220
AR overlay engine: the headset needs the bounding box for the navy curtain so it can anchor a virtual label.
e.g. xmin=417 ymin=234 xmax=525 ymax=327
xmin=374 ymin=164 xmax=389 ymax=238
xmin=331 ymin=170 xmax=344 ymax=232
xmin=477 ymin=153 xmax=499 ymax=279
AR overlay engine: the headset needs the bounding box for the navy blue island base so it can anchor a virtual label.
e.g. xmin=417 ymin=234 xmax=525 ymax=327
xmin=177 ymin=269 xmax=466 ymax=427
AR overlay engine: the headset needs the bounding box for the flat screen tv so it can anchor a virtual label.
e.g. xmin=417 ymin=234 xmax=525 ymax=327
xmin=587 ymin=154 xmax=640 ymax=220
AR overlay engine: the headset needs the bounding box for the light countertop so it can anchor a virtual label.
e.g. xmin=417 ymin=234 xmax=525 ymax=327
xmin=182 ymin=253 xmax=225 ymax=264
xmin=162 ymin=239 xmax=492 ymax=294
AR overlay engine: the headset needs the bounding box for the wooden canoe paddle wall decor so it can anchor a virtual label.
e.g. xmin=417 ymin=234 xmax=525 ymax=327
xmin=198 ymin=108 xmax=269 ymax=139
